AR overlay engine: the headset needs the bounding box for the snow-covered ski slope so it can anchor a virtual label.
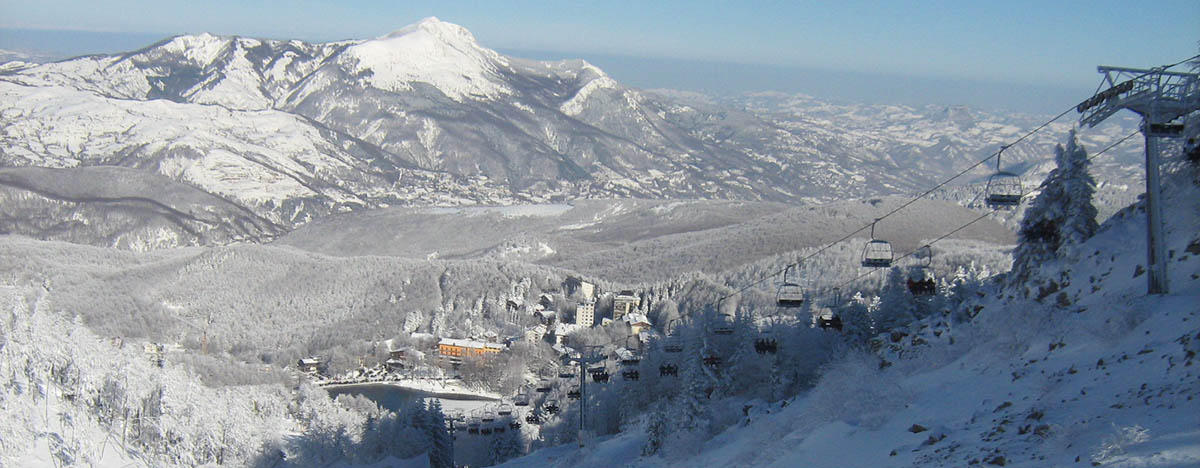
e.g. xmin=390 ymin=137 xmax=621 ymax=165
xmin=497 ymin=168 xmax=1200 ymax=467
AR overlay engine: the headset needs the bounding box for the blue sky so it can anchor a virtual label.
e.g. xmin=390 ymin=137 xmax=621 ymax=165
xmin=1 ymin=0 xmax=1196 ymax=112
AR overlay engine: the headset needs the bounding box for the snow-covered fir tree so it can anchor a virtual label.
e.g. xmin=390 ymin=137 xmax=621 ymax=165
xmin=667 ymin=322 xmax=714 ymax=453
xmin=873 ymin=267 xmax=917 ymax=334
xmin=426 ymin=400 xmax=454 ymax=468
xmin=1011 ymin=130 xmax=1098 ymax=287
xmin=838 ymin=292 xmax=876 ymax=343
xmin=489 ymin=421 xmax=523 ymax=465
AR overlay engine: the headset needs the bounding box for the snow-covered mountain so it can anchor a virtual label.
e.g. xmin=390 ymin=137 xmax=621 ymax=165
xmin=0 ymin=18 xmax=1141 ymax=250
xmin=0 ymin=166 xmax=283 ymax=249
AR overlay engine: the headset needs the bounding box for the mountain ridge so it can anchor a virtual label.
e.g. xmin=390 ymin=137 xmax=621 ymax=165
xmin=0 ymin=18 xmax=1142 ymax=250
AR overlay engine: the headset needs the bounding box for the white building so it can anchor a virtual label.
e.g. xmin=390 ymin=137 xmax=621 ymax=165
xmin=576 ymin=300 xmax=596 ymax=327
xmin=580 ymin=281 xmax=595 ymax=301
xmin=553 ymin=322 xmax=582 ymax=345
xmin=624 ymin=313 xmax=652 ymax=336
xmin=526 ymin=324 xmax=548 ymax=343
xmin=613 ymin=290 xmax=639 ymax=320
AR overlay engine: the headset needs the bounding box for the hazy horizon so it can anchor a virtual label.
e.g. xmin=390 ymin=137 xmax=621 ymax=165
xmin=0 ymin=26 xmax=1107 ymax=114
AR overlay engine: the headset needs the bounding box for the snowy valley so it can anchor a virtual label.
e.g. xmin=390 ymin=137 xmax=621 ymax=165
xmin=1 ymin=15 xmax=1198 ymax=468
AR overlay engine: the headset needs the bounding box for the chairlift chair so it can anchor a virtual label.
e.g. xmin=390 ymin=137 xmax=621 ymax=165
xmin=558 ymin=369 xmax=576 ymax=379
xmin=984 ymin=146 xmax=1023 ymax=209
xmin=481 ymin=407 xmax=495 ymax=423
xmin=712 ymin=313 xmax=735 ymax=335
xmin=481 ymin=426 xmax=493 ymax=435
xmin=659 ymin=364 xmax=678 ymax=377
xmin=861 ymin=219 xmax=894 ymax=268
xmin=907 ymin=272 xmax=936 ymax=296
xmin=754 ymin=330 xmax=779 ymax=355
xmin=497 ymin=403 xmax=513 ymax=417
xmin=777 ymin=265 xmax=805 ymax=308
xmin=536 ymin=378 xmax=551 ymax=393
xmin=589 ymin=365 xmax=610 ymax=383
xmin=906 ymin=246 xmax=937 ymax=296
xmin=620 ymin=336 xmax=642 ymax=366
xmin=704 ymin=355 xmax=721 ymax=368
xmin=663 ymin=319 xmax=684 ymax=353
xmin=817 ymin=314 xmax=843 ymax=331
xmin=622 ymin=369 xmax=640 ymax=381
xmin=567 ymin=387 xmax=581 ymax=400
xmin=513 ymin=392 xmax=530 ymax=407
xmin=525 ymin=412 xmax=541 ymax=424
xmin=828 ymin=288 xmax=843 ymax=309
xmin=985 ymin=172 xmax=1023 ymax=208
xmin=495 ymin=424 xmax=506 ymax=434
xmin=509 ymin=419 xmax=521 ymax=430
xmin=544 ymin=399 xmax=560 ymax=414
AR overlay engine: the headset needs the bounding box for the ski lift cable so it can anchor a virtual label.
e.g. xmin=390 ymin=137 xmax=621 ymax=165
xmin=831 ymin=209 xmax=997 ymax=291
xmin=1023 ymin=130 xmax=1141 ymax=195
xmin=835 ymin=127 xmax=1142 ymax=292
xmin=1086 ymin=130 xmax=1142 ymax=164
xmin=833 ymin=129 xmax=1138 ymax=291
xmin=712 ymin=54 xmax=1197 ymax=308
xmin=715 ymin=96 xmax=1075 ymax=303
xmin=714 ymin=104 xmax=1066 ymax=303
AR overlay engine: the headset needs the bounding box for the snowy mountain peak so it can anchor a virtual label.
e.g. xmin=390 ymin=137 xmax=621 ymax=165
xmin=380 ymin=17 xmax=473 ymax=43
xmin=346 ymin=17 xmax=511 ymax=101
xmin=158 ymin=32 xmax=232 ymax=67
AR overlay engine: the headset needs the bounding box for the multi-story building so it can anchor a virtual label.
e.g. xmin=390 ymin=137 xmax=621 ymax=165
xmin=437 ymin=338 xmax=505 ymax=367
xmin=576 ymin=300 xmax=596 ymax=327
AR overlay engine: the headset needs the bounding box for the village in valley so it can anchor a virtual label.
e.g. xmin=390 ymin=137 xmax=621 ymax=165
xmin=288 ymin=277 xmax=655 ymax=391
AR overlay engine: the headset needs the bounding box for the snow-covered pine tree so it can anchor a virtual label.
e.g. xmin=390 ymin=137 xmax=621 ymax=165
xmin=665 ymin=323 xmax=713 ymax=453
xmin=489 ymin=418 xmax=523 ymax=464
xmin=873 ymin=267 xmax=917 ymax=334
xmin=723 ymin=308 xmax=772 ymax=399
xmin=838 ymin=292 xmax=875 ymax=343
xmin=426 ymin=399 xmax=454 ymax=468
xmin=1011 ymin=130 xmax=1098 ymax=286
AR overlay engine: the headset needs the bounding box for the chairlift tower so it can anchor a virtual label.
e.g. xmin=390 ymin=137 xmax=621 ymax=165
xmin=570 ymin=345 xmax=606 ymax=448
xmin=1078 ymin=65 xmax=1200 ymax=295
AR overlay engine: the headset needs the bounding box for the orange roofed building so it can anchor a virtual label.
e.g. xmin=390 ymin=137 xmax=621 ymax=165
xmin=437 ymin=338 xmax=505 ymax=360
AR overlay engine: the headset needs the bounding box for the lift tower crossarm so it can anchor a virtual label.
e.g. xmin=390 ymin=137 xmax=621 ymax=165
xmin=1080 ymin=66 xmax=1199 ymax=128
xmin=1078 ymin=64 xmax=1200 ymax=295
